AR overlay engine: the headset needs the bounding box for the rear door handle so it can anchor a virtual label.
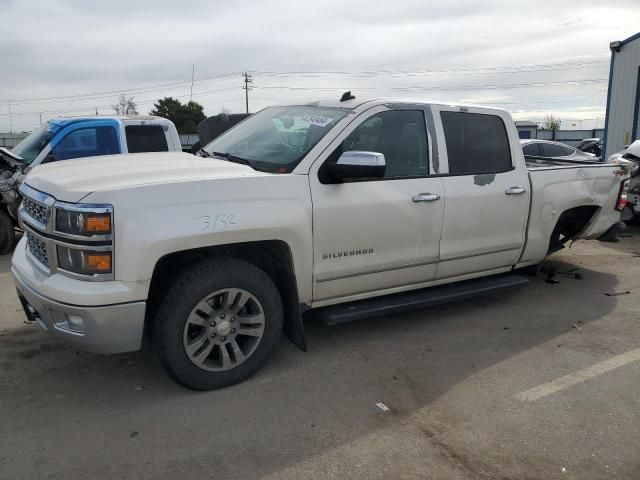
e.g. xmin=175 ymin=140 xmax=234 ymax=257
xmin=413 ymin=193 xmax=441 ymax=202
xmin=505 ymin=187 xmax=526 ymax=195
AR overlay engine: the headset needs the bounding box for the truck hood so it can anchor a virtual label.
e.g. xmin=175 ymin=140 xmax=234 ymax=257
xmin=22 ymin=152 xmax=267 ymax=203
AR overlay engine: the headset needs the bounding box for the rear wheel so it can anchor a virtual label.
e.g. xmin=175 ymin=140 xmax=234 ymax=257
xmin=152 ymin=257 xmax=283 ymax=390
xmin=0 ymin=210 xmax=16 ymax=255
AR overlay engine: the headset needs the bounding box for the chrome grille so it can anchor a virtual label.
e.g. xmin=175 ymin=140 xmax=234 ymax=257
xmin=26 ymin=232 xmax=49 ymax=268
xmin=22 ymin=196 xmax=49 ymax=226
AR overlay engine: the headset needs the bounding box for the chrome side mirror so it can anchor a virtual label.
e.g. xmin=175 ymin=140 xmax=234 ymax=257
xmin=328 ymin=151 xmax=386 ymax=181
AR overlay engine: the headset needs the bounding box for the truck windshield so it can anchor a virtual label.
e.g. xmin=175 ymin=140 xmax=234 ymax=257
xmin=11 ymin=125 xmax=52 ymax=165
xmin=202 ymin=106 xmax=348 ymax=173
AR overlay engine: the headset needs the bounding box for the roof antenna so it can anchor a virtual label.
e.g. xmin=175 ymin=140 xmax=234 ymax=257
xmin=340 ymin=91 xmax=355 ymax=102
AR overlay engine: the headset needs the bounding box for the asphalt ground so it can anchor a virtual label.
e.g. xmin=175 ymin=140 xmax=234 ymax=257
xmin=1 ymin=227 xmax=639 ymax=479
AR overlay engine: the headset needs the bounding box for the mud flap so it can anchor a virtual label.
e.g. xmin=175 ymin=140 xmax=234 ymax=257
xmin=598 ymin=221 xmax=626 ymax=243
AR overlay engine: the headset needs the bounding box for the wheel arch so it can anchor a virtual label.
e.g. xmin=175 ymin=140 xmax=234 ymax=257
xmin=547 ymin=205 xmax=600 ymax=254
xmin=145 ymin=240 xmax=307 ymax=352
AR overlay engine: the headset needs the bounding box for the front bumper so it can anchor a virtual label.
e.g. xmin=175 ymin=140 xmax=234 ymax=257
xmin=13 ymin=267 xmax=146 ymax=354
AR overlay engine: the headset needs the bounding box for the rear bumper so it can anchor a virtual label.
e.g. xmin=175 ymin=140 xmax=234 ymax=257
xmin=13 ymin=267 xmax=145 ymax=354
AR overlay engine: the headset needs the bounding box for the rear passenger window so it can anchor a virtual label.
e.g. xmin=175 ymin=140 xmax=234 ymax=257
xmin=125 ymin=125 xmax=169 ymax=153
xmin=560 ymin=145 xmax=575 ymax=156
xmin=540 ymin=143 xmax=570 ymax=158
xmin=440 ymin=112 xmax=512 ymax=175
xmin=522 ymin=143 xmax=541 ymax=156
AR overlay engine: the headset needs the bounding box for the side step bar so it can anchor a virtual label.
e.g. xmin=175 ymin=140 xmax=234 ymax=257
xmin=314 ymin=274 xmax=529 ymax=326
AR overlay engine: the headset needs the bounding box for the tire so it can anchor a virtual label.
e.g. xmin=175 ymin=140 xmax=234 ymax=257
xmin=152 ymin=257 xmax=283 ymax=390
xmin=0 ymin=209 xmax=16 ymax=255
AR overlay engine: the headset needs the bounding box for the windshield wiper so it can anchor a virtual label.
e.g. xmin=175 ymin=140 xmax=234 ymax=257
xmin=196 ymin=148 xmax=211 ymax=158
xmin=210 ymin=151 xmax=267 ymax=171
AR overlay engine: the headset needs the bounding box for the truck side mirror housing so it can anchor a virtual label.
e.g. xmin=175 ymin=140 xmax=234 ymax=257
xmin=328 ymin=151 xmax=386 ymax=181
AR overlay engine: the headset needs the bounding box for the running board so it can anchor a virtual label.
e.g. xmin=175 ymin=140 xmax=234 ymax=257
xmin=314 ymin=274 xmax=529 ymax=326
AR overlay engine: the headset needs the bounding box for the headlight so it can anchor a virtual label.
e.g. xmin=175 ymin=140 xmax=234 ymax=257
xmin=55 ymin=207 xmax=112 ymax=236
xmin=57 ymin=246 xmax=112 ymax=274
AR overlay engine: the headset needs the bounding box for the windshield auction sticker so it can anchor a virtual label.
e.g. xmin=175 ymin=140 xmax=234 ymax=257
xmin=302 ymin=114 xmax=334 ymax=127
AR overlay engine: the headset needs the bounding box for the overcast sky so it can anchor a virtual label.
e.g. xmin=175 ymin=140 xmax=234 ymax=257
xmin=1 ymin=0 xmax=639 ymax=132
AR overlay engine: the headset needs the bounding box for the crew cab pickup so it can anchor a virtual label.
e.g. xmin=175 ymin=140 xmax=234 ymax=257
xmin=0 ymin=115 xmax=181 ymax=253
xmin=11 ymin=97 xmax=634 ymax=390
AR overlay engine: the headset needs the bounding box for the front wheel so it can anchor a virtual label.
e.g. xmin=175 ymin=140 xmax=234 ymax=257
xmin=152 ymin=257 xmax=283 ymax=390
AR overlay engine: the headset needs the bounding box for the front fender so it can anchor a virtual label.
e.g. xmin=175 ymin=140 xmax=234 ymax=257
xmin=85 ymin=175 xmax=314 ymax=305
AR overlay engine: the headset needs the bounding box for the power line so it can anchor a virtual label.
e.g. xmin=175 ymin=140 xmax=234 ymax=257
xmin=254 ymin=78 xmax=607 ymax=93
xmin=252 ymin=64 xmax=608 ymax=79
xmin=0 ymin=87 xmax=243 ymax=116
xmin=1 ymin=97 xmax=244 ymax=131
xmin=1 ymin=72 xmax=241 ymax=105
xmin=254 ymin=60 xmax=607 ymax=74
xmin=2 ymin=58 xmax=608 ymax=105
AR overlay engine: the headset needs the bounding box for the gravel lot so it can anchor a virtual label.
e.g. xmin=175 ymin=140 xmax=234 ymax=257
xmin=1 ymin=228 xmax=639 ymax=479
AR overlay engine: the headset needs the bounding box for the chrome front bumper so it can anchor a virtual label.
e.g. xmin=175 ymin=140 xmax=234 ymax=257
xmin=13 ymin=267 xmax=146 ymax=354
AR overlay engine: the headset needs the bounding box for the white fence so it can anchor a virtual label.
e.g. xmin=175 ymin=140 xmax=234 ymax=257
xmin=535 ymin=128 xmax=605 ymax=147
xmin=0 ymin=133 xmax=29 ymax=148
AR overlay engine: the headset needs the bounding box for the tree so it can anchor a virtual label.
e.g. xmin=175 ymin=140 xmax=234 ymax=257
xmin=112 ymin=95 xmax=138 ymax=115
xmin=149 ymin=97 xmax=205 ymax=133
xmin=542 ymin=115 xmax=561 ymax=131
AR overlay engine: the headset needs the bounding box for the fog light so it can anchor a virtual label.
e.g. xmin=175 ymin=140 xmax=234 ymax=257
xmin=66 ymin=314 xmax=85 ymax=332
xmin=52 ymin=310 xmax=85 ymax=334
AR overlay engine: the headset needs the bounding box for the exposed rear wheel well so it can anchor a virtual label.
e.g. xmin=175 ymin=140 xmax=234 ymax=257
xmin=145 ymin=240 xmax=306 ymax=350
xmin=548 ymin=206 xmax=599 ymax=254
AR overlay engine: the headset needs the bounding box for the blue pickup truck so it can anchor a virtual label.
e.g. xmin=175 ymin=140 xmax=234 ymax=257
xmin=0 ymin=115 xmax=181 ymax=253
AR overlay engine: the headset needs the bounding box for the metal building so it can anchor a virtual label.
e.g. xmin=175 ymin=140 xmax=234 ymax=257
xmin=515 ymin=121 xmax=538 ymax=139
xmin=604 ymin=31 xmax=640 ymax=159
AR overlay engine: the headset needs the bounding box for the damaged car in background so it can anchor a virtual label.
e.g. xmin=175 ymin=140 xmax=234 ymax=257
xmin=609 ymin=139 xmax=640 ymax=224
xmin=0 ymin=147 xmax=25 ymax=253
xmin=0 ymin=116 xmax=181 ymax=253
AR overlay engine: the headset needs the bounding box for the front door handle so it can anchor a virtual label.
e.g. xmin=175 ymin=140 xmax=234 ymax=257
xmin=413 ymin=193 xmax=441 ymax=202
xmin=505 ymin=186 xmax=526 ymax=195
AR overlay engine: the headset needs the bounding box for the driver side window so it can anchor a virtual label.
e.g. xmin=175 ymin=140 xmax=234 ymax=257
xmin=327 ymin=110 xmax=429 ymax=179
xmin=51 ymin=126 xmax=120 ymax=161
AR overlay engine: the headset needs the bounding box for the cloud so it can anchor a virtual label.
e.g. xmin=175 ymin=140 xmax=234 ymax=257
xmin=0 ymin=0 xmax=638 ymax=131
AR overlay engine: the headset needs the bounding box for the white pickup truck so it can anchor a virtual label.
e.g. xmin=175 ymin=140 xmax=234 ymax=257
xmin=11 ymin=97 xmax=634 ymax=390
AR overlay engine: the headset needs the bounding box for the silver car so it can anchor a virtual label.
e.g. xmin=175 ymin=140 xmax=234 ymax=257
xmin=521 ymin=139 xmax=598 ymax=163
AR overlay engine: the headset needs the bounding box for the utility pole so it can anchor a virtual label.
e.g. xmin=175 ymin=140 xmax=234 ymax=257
xmin=8 ymin=102 xmax=12 ymax=133
xmin=39 ymin=112 xmax=43 ymax=125
xmin=95 ymin=107 xmax=99 ymax=115
xmin=189 ymin=64 xmax=195 ymax=102
xmin=242 ymin=72 xmax=253 ymax=114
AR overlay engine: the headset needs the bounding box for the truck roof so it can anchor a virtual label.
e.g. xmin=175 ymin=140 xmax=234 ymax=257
xmin=280 ymin=96 xmax=510 ymax=115
xmin=46 ymin=115 xmax=172 ymax=126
